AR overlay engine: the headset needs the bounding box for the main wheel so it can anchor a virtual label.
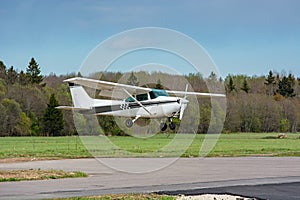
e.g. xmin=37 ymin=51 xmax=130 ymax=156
xmin=160 ymin=123 xmax=167 ymax=132
xmin=125 ymin=119 xmax=133 ymax=128
xmin=169 ymin=122 xmax=176 ymax=130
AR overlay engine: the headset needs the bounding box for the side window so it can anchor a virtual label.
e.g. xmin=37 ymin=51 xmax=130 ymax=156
xmin=125 ymin=97 xmax=135 ymax=102
xmin=136 ymin=93 xmax=148 ymax=101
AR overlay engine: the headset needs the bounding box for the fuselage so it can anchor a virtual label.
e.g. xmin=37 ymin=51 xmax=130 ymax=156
xmin=69 ymin=85 xmax=183 ymax=119
xmin=88 ymin=96 xmax=181 ymax=118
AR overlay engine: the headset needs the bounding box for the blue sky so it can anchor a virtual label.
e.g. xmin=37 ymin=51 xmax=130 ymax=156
xmin=0 ymin=0 xmax=300 ymax=77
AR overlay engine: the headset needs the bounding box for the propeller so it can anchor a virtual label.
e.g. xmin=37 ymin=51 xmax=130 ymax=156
xmin=179 ymin=84 xmax=189 ymax=120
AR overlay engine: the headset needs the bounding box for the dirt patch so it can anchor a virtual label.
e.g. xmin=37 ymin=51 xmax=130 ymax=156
xmin=0 ymin=157 xmax=62 ymax=163
xmin=177 ymin=194 xmax=257 ymax=200
xmin=61 ymin=194 xmax=176 ymax=200
xmin=0 ymin=169 xmax=87 ymax=182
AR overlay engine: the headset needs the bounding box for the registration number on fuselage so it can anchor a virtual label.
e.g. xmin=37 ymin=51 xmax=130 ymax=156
xmin=120 ymin=102 xmax=131 ymax=110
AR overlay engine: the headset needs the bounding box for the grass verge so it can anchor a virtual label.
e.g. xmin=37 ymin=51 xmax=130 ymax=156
xmin=0 ymin=133 xmax=300 ymax=160
xmin=0 ymin=169 xmax=87 ymax=182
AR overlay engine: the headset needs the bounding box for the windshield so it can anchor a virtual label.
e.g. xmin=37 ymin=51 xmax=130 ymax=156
xmin=149 ymin=89 xmax=168 ymax=99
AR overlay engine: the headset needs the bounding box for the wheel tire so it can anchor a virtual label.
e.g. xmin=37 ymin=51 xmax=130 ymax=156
xmin=125 ymin=119 xmax=133 ymax=128
xmin=160 ymin=123 xmax=167 ymax=132
xmin=169 ymin=122 xmax=176 ymax=130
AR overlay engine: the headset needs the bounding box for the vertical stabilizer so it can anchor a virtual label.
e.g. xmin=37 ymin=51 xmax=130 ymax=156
xmin=69 ymin=83 xmax=93 ymax=109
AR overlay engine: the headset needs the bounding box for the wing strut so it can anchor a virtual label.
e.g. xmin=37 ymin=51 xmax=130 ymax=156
xmin=122 ymin=88 xmax=153 ymax=116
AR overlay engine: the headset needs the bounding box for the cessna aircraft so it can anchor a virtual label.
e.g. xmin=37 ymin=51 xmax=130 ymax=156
xmin=58 ymin=77 xmax=226 ymax=131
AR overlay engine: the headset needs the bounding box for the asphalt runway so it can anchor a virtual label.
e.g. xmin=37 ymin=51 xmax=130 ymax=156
xmin=0 ymin=157 xmax=300 ymax=199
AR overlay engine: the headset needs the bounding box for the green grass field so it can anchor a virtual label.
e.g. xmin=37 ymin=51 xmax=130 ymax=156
xmin=0 ymin=133 xmax=300 ymax=160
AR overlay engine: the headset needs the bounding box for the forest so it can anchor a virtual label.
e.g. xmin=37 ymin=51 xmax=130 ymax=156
xmin=0 ymin=58 xmax=299 ymax=136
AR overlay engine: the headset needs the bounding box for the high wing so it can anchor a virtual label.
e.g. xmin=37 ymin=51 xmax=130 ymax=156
xmin=64 ymin=77 xmax=151 ymax=99
xmin=166 ymin=90 xmax=226 ymax=97
xmin=64 ymin=77 xmax=226 ymax=98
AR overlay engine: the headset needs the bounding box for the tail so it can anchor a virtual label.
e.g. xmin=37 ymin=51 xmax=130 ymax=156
xmin=68 ymin=83 xmax=93 ymax=109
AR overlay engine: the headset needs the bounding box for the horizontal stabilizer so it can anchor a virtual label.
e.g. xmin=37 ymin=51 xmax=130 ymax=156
xmin=55 ymin=106 xmax=91 ymax=111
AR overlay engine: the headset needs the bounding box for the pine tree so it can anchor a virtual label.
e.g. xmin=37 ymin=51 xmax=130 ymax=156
xmin=265 ymin=70 xmax=276 ymax=85
xmin=77 ymin=72 xmax=83 ymax=77
xmin=227 ymin=76 xmax=236 ymax=93
xmin=288 ymin=73 xmax=296 ymax=86
xmin=155 ymin=79 xmax=163 ymax=89
xmin=208 ymin=71 xmax=217 ymax=81
xmin=26 ymin=57 xmax=43 ymax=84
xmin=0 ymin=61 xmax=6 ymax=80
xmin=6 ymin=66 xmax=18 ymax=85
xmin=265 ymin=70 xmax=276 ymax=95
xmin=126 ymin=72 xmax=139 ymax=86
xmin=42 ymin=94 xmax=64 ymax=136
xmin=241 ymin=79 xmax=250 ymax=93
xmin=277 ymin=74 xmax=295 ymax=97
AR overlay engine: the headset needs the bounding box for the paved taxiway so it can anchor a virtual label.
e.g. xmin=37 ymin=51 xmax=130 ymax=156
xmin=0 ymin=157 xmax=300 ymax=199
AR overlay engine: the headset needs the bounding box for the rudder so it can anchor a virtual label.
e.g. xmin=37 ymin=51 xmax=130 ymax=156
xmin=68 ymin=83 xmax=93 ymax=109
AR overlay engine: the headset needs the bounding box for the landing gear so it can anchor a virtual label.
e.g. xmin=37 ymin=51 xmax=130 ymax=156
xmin=125 ymin=116 xmax=141 ymax=128
xmin=125 ymin=117 xmax=176 ymax=131
xmin=160 ymin=122 xmax=168 ymax=131
xmin=169 ymin=122 xmax=176 ymax=130
xmin=125 ymin=119 xmax=133 ymax=128
xmin=160 ymin=118 xmax=176 ymax=131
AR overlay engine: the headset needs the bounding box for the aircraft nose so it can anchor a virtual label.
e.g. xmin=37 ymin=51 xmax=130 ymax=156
xmin=179 ymin=98 xmax=189 ymax=104
xmin=181 ymin=98 xmax=189 ymax=104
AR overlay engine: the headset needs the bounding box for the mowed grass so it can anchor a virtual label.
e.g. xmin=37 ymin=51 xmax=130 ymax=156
xmin=195 ymin=133 xmax=300 ymax=157
xmin=0 ymin=136 xmax=91 ymax=160
xmin=0 ymin=133 xmax=300 ymax=160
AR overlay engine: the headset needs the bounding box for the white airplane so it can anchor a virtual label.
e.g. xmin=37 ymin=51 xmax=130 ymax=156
xmin=58 ymin=77 xmax=226 ymax=131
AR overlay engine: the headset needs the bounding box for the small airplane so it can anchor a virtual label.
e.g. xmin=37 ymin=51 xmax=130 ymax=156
xmin=58 ymin=77 xmax=226 ymax=131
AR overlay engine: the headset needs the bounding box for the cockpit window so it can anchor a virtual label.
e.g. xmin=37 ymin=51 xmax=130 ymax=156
xmin=125 ymin=97 xmax=135 ymax=102
xmin=149 ymin=89 xmax=168 ymax=99
xmin=125 ymin=89 xmax=168 ymax=102
xmin=125 ymin=93 xmax=149 ymax=102
xmin=136 ymin=93 xmax=148 ymax=101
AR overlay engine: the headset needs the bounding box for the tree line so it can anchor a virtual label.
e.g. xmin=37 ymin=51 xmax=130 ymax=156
xmin=0 ymin=58 xmax=299 ymax=136
xmin=0 ymin=58 xmax=68 ymax=136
